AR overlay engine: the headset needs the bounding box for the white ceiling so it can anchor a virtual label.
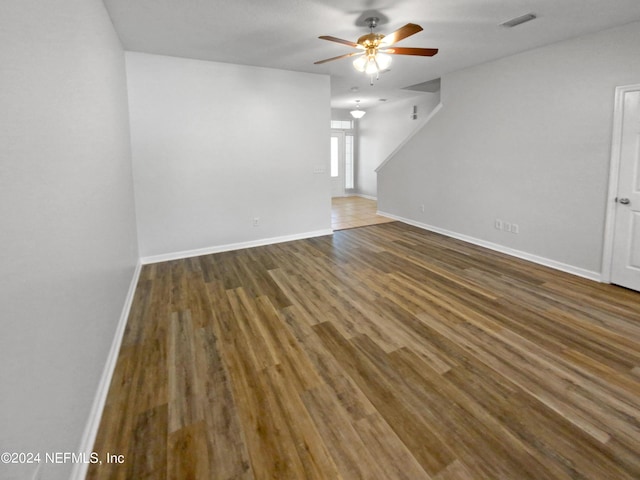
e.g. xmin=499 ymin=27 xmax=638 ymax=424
xmin=103 ymin=0 xmax=640 ymax=110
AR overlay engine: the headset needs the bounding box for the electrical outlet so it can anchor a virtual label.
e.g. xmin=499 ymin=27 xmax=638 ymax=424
xmin=420 ymin=204 xmax=425 ymax=213
xmin=497 ymin=218 xmax=520 ymax=234
xmin=253 ymin=217 xmax=260 ymax=227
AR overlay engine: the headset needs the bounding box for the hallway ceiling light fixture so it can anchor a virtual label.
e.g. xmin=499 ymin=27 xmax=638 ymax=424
xmin=350 ymin=100 xmax=366 ymax=119
xmin=314 ymin=17 xmax=438 ymax=85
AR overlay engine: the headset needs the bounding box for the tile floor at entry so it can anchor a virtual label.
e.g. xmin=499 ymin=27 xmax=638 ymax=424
xmin=331 ymin=196 xmax=395 ymax=231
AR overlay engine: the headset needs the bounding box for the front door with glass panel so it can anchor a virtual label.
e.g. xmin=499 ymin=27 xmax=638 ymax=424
xmin=330 ymin=131 xmax=354 ymax=197
xmin=330 ymin=131 xmax=345 ymax=197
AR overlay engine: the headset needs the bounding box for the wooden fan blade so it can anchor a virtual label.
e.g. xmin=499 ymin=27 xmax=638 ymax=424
xmin=314 ymin=52 xmax=363 ymax=65
xmin=385 ymin=47 xmax=439 ymax=57
xmin=382 ymin=23 xmax=423 ymax=45
xmin=318 ymin=35 xmax=361 ymax=48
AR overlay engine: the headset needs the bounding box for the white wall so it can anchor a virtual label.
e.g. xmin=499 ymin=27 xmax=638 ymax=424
xmin=378 ymin=21 xmax=640 ymax=275
xmin=126 ymin=53 xmax=332 ymax=259
xmin=358 ymin=93 xmax=440 ymax=198
xmin=0 ymin=1 xmax=139 ymax=479
xmin=331 ymin=108 xmax=354 ymax=122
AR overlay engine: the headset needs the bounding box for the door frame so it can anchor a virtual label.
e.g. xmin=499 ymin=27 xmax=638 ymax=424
xmin=601 ymin=83 xmax=640 ymax=283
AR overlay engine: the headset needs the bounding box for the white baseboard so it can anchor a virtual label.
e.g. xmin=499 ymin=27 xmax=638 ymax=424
xmin=70 ymin=261 xmax=143 ymax=480
xmin=141 ymin=229 xmax=334 ymax=265
xmin=352 ymin=193 xmax=377 ymax=201
xmin=378 ymin=211 xmax=602 ymax=282
xmin=334 ymin=193 xmax=377 ymax=201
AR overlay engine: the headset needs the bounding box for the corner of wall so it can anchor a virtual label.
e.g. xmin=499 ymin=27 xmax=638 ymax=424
xmin=69 ymin=261 xmax=142 ymax=480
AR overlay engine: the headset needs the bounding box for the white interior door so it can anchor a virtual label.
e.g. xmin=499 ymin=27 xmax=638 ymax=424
xmin=610 ymin=89 xmax=640 ymax=291
xmin=330 ymin=131 xmax=345 ymax=197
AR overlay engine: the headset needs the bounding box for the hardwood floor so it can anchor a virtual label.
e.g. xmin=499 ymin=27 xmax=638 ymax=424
xmin=88 ymin=222 xmax=640 ymax=480
xmin=331 ymin=196 xmax=394 ymax=230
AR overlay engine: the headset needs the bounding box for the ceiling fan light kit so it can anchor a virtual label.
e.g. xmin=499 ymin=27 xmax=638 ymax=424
xmin=353 ymin=52 xmax=392 ymax=74
xmin=315 ymin=16 xmax=438 ymax=85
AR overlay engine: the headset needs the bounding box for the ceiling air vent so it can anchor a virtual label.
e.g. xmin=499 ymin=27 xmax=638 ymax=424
xmin=500 ymin=13 xmax=537 ymax=28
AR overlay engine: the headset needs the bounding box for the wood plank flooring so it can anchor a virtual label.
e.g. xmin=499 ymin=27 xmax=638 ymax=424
xmin=88 ymin=222 xmax=640 ymax=480
xmin=331 ymin=196 xmax=394 ymax=230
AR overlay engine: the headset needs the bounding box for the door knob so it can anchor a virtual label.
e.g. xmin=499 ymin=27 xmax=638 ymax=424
xmin=617 ymin=198 xmax=630 ymax=205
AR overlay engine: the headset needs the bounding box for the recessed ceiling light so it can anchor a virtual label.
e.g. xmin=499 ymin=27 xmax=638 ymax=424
xmin=379 ymin=99 xmax=387 ymax=102
xmin=350 ymin=86 xmax=359 ymax=92
xmin=500 ymin=13 xmax=537 ymax=28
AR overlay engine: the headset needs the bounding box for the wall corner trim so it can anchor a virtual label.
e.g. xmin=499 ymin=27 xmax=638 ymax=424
xmin=377 ymin=211 xmax=602 ymax=282
xmin=375 ymin=102 xmax=443 ymax=173
xmin=140 ymin=229 xmax=334 ymax=265
xmin=70 ymin=261 xmax=143 ymax=480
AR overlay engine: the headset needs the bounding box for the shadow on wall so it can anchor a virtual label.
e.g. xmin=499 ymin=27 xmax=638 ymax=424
xmin=356 ymin=91 xmax=441 ymax=199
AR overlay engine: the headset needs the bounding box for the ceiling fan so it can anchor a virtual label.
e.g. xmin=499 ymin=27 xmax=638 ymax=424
xmin=314 ymin=17 xmax=438 ymax=81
